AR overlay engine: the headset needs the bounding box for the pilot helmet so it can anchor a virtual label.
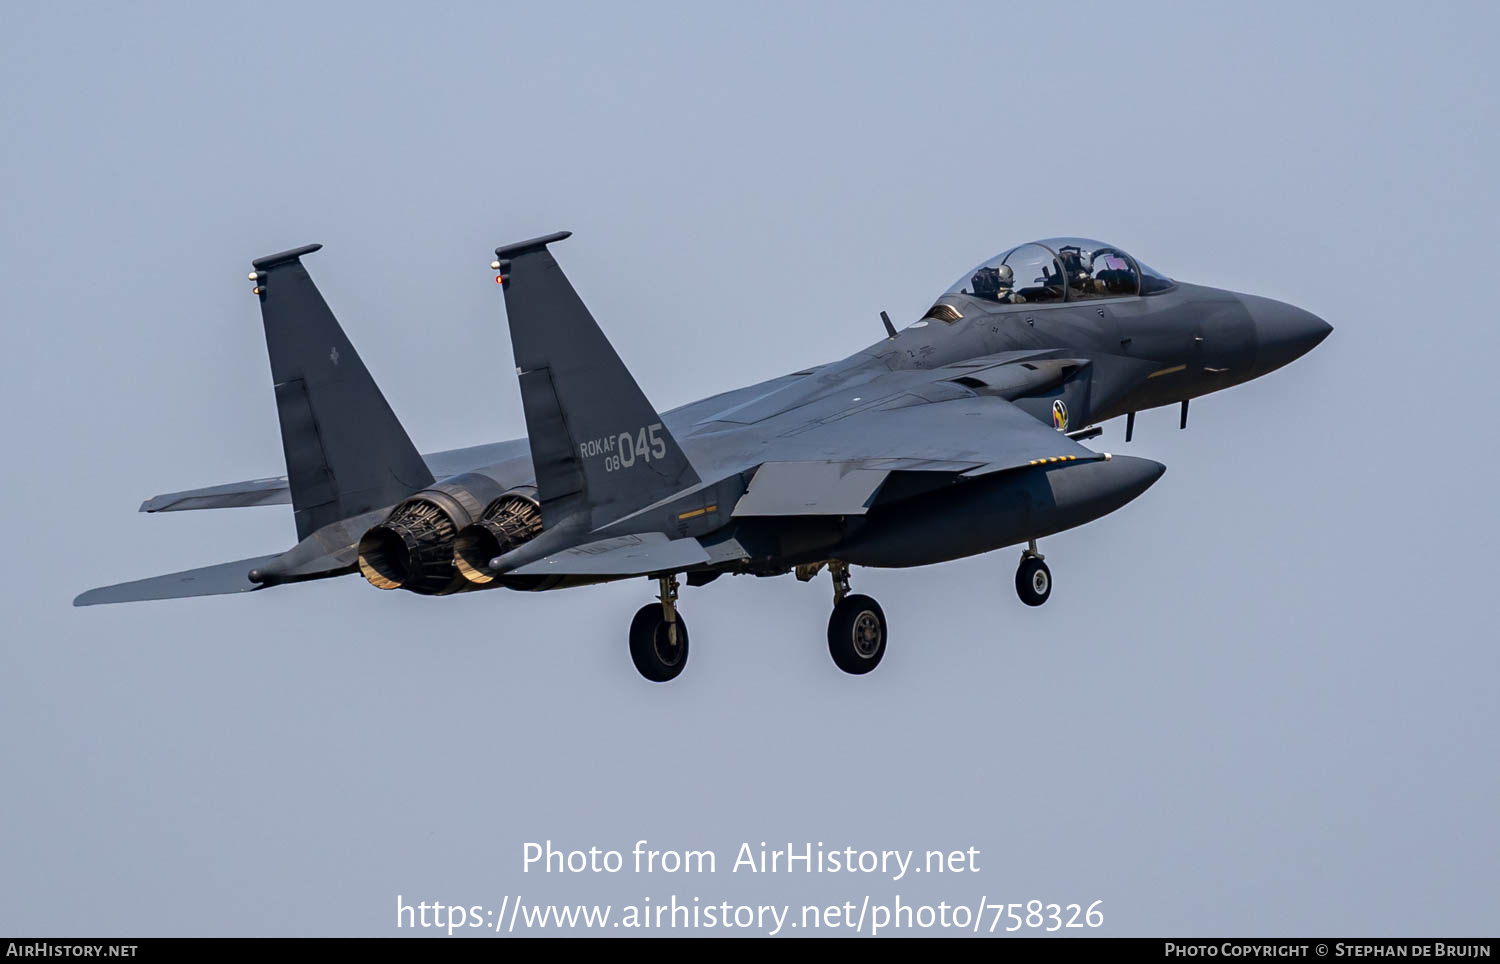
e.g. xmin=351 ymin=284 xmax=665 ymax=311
xmin=971 ymin=263 xmax=1014 ymax=299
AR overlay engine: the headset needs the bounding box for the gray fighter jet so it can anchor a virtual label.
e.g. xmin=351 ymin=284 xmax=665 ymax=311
xmin=76 ymin=233 xmax=1331 ymax=682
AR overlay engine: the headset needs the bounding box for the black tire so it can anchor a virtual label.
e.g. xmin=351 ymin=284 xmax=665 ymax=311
xmin=629 ymin=604 xmax=689 ymax=682
xmin=1016 ymin=556 xmax=1052 ymax=607
xmin=827 ymin=594 xmax=887 ymax=675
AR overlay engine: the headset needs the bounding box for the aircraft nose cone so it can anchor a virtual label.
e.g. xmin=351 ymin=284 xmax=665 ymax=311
xmin=1241 ymin=294 xmax=1333 ymax=374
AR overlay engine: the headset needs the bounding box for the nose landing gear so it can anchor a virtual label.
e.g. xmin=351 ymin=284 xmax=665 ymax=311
xmin=629 ymin=574 xmax=689 ymax=682
xmin=1015 ymin=540 xmax=1052 ymax=607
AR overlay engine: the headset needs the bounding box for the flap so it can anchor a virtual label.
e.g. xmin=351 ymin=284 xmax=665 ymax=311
xmin=732 ymin=461 xmax=890 ymax=517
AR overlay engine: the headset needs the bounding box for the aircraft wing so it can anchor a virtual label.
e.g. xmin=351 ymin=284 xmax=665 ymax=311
xmin=513 ymin=394 xmax=1102 ymax=574
xmin=775 ymin=394 xmax=1102 ymax=477
xmin=725 ymin=395 xmax=1099 ymax=518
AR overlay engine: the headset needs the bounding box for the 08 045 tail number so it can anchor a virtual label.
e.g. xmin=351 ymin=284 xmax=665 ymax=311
xmin=578 ymin=423 xmax=667 ymax=473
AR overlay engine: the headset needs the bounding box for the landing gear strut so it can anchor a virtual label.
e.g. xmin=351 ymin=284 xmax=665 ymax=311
xmin=1015 ymin=540 xmax=1052 ymax=607
xmin=824 ymin=561 xmax=887 ymax=675
xmin=629 ymin=575 xmax=689 ymax=682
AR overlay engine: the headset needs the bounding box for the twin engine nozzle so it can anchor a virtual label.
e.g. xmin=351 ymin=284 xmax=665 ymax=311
xmin=355 ymin=476 xmax=542 ymax=595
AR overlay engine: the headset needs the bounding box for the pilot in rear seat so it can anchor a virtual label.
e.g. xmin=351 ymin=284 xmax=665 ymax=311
xmin=1058 ymin=246 xmax=1100 ymax=297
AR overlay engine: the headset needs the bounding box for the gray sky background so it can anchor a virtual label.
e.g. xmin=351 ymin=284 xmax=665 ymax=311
xmin=3 ymin=1 xmax=1496 ymax=937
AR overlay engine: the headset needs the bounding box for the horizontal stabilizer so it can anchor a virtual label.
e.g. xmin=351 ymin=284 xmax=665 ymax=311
xmin=73 ymin=554 xmax=279 ymax=607
xmin=509 ymin=532 xmax=708 ymax=577
xmin=140 ymin=478 xmax=291 ymax=512
xmin=135 ymin=441 xmax=534 ymax=514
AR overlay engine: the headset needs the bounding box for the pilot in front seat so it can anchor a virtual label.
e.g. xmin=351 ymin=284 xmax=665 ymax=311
xmin=971 ymin=264 xmax=1024 ymax=303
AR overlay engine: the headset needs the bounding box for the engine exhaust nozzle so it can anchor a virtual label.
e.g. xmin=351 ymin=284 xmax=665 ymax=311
xmin=355 ymin=474 xmax=515 ymax=595
xmin=356 ymin=498 xmax=464 ymax=594
xmin=454 ymin=491 xmax=543 ymax=585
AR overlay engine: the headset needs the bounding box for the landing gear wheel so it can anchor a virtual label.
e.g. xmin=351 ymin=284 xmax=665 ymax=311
xmin=828 ymin=594 xmax=887 ymax=675
xmin=1016 ymin=556 xmax=1052 ymax=607
xmin=629 ymin=604 xmax=689 ymax=682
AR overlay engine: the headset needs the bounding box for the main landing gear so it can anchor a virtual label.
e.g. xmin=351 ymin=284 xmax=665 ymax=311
xmin=626 ymin=546 xmax=1047 ymax=681
xmin=823 ymin=561 xmax=887 ymax=675
xmin=1015 ymin=539 xmax=1052 ymax=607
xmin=629 ymin=575 xmax=689 ymax=682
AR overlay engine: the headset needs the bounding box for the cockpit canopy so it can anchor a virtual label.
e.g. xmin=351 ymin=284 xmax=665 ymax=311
xmin=941 ymin=237 xmax=1173 ymax=308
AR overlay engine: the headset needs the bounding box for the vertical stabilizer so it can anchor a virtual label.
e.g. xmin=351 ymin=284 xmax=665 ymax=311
xmin=493 ymin=233 xmax=699 ymax=529
xmin=250 ymin=245 xmax=434 ymax=538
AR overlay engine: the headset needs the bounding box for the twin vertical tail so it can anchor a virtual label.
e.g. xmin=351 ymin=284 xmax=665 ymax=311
xmin=493 ymin=232 xmax=699 ymax=533
xmin=355 ymin=232 xmax=701 ymax=590
xmin=76 ymin=235 xmax=694 ymax=606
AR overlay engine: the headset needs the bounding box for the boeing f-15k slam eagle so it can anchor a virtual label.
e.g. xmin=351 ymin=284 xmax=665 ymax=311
xmin=76 ymin=233 xmax=1331 ymax=682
